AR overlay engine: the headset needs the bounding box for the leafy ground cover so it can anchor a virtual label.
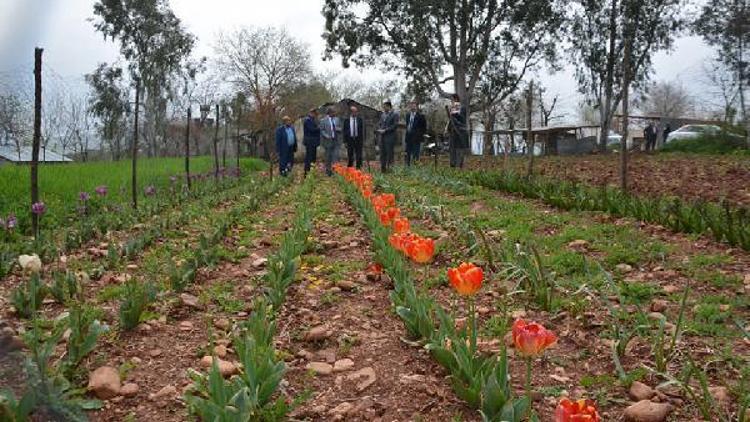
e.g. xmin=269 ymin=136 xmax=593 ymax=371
xmin=472 ymin=154 xmax=750 ymax=207
xmin=1 ymin=160 xmax=748 ymax=421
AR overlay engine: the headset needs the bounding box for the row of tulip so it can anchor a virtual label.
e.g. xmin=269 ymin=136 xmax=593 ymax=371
xmin=334 ymin=164 xmax=599 ymax=422
xmin=186 ymin=173 xmax=316 ymax=420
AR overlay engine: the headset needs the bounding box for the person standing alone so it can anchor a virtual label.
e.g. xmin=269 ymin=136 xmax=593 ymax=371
xmin=377 ymin=100 xmax=399 ymax=173
xmin=275 ymin=116 xmax=297 ymax=176
xmin=303 ymin=108 xmax=321 ymax=176
xmin=404 ymin=101 xmax=427 ymax=166
xmin=320 ymin=107 xmax=341 ymax=176
xmin=448 ymin=94 xmax=468 ymax=168
xmin=344 ymin=105 xmax=365 ymax=169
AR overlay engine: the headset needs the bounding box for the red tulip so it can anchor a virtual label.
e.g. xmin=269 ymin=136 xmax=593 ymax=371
xmin=406 ymin=237 xmax=435 ymax=264
xmin=555 ymin=398 xmax=600 ymax=422
xmin=447 ymin=262 xmax=484 ymax=296
xmin=393 ymin=217 xmax=410 ymax=234
xmin=511 ymin=319 xmax=557 ymax=357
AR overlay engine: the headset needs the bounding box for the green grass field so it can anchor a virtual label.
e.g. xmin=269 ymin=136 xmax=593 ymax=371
xmin=0 ymin=156 xmax=266 ymax=228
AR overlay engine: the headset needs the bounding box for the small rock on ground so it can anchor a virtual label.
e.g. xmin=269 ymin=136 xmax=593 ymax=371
xmin=88 ymin=366 xmax=121 ymax=399
xmin=624 ymin=400 xmax=673 ymax=422
xmin=306 ymin=362 xmax=333 ymax=375
xmin=629 ymin=381 xmax=654 ymax=401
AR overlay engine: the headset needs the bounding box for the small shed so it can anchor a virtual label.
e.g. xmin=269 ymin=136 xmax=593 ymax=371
xmin=0 ymin=145 xmax=73 ymax=165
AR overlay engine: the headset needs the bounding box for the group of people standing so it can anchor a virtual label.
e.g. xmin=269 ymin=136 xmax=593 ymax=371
xmin=275 ymin=95 xmax=469 ymax=177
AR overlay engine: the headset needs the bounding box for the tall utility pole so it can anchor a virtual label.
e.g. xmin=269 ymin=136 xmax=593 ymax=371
xmin=525 ymin=80 xmax=535 ymax=177
xmin=132 ymin=78 xmax=140 ymax=209
xmin=31 ymin=48 xmax=43 ymax=239
xmin=620 ymin=13 xmax=633 ymax=193
xmin=213 ymin=104 xmax=220 ymax=178
xmin=236 ymin=101 xmax=241 ymax=170
xmin=222 ymin=102 xmax=228 ymax=168
xmin=185 ymin=107 xmax=192 ymax=190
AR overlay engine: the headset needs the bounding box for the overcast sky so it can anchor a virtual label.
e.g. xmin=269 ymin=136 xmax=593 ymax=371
xmin=0 ymin=0 xmax=717 ymax=120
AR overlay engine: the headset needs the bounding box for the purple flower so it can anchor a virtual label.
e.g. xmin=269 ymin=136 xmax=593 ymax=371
xmin=95 ymin=185 xmax=108 ymax=197
xmin=6 ymin=214 xmax=16 ymax=230
xmin=79 ymin=191 xmax=90 ymax=202
xmin=144 ymin=185 xmax=156 ymax=196
xmin=31 ymin=202 xmax=46 ymax=216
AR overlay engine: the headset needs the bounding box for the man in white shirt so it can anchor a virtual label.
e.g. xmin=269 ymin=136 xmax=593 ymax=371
xmin=320 ymin=107 xmax=341 ymax=176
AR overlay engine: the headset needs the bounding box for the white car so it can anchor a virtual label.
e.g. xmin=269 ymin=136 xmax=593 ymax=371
xmin=665 ymin=125 xmax=723 ymax=143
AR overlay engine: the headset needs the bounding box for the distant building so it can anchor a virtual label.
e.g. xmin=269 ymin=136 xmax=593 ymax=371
xmin=0 ymin=144 xmax=73 ymax=165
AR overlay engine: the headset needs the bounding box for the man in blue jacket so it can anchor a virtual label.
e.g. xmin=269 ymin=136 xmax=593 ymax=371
xmin=275 ymin=115 xmax=297 ymax=176
xmin=303 ymin=108 xmax=321 ymax=176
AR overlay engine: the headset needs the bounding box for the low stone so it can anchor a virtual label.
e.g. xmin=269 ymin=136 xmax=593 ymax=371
xmin=200 ymin=356 xmax=238 ymax=377
xmin=316 ymin=348 xmax=337 ymax=363
xmin=149 ymin=385 xmax=177 ymax=401
xmin=623 ymin=400 xmax=673 ymax=422
xmin=347 ymin=366 xmax=376 ymax=392
xmin=329 ymin=402 xmax=354 ymax=416
xmin=650 ymin=299 xmax=669 ymax=313
xmin=179 ymin=321 xmax=194 ymax=331
xmin=180 ymin=293 xmax=201 ymax=309
xmin=477 ymin=306 xmax=491 ymax=315
xmin=120 ymin=383 xmax=139 ymax=397
xmin=137 ymin=323 xmax=152 ymax=333
xmin=399 ymin=374 xmax=426 ymax=384
xmin=629 ymin=381 xmax=655 ymax=401
xmin=306 ymin=362 xmax=333 ymax=375
xmin=709 ymin=386 xmax=731 ymax=405
xmin=214 ymin=345 xmax=228 ymax=358
xmin=148 ymin=349 xmax=162 ymax=358
xmin=662 ymin=285 xmax=679 ymax=294
xmin=333 ymin=358 xmax=355 ymax=372
xmin=305 ymin=325 xmax=330 ymax=342
xmin=214 ymin=318 xmax=231 ymax=330
xmin=568 ymin=239 xmax=589 ymax=250
xmin=616 ymin=263 xmax=634 ymax=273
xmin=647 ymin=312 xmax=666 ymax=322
xmin=251 ymin=257 xmax=268 ymax=268
xmin=88 ymin=366 xmax=121 ymax=399
xmin=336 ymin=280 xmax=356 ymax=291
xmin=510 ymin=309 xmax=527 ymax=319
xmin=126 ymin=264 xmax=138 ymax=271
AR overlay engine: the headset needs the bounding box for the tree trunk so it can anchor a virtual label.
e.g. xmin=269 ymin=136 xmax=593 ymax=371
xmin=599 ymin=0 xmax=619 ymax=152
xmin=185 ymin=107 xmax=191 ymax=190
xmin=526 ymin=81 xmax=535 ymax=177
xmin=236 ymin=104 xmax=241 ymax=170
xmin=222 ymin=109 xmax=228 ymax=168
xmin=132 ymin=79 xmax=140 ymax=209
xmin=31 ymin=48 xmax=43 ymax=239
xmin=483 ymin=115 xmax=495 ymax=156
xmin=214 ymin=104 xmax=220 ymax=178
xmin=620 ymin=26 xmax=632 ymax=193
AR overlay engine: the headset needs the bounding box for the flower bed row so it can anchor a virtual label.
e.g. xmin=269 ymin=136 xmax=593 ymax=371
xmin=0 ymin=166 xmax=256 ymax=280
xmin=334 ymin=164 xmax=600 ymax=422
xmin=0 ymin=175 xmax=292 ymax=420
xmin=448 ymin=167 xmax=750 ymax=251
xmin=185 ymin=173 xmax=317 ymax=420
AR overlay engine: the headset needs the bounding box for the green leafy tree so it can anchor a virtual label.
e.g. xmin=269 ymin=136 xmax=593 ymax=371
xmin=322 ymin=0 xmax=565 ymax=114
xmin=569 ymin=0 xmax=685 ymax=151
xmin=92 ymin=0 xmax=197 ymax=157
xmin=694 ymin=0 xmax=749 ymax=143
xmin=85 ymin=63 xmax=130 ymax=160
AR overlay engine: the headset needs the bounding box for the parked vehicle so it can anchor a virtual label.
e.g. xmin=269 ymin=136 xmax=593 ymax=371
xmin=665 ymin=124 xmax=743 ymax=143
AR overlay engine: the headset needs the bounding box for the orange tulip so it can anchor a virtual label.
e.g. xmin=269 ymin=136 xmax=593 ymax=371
xmin=447 ymin=262 xmax=484 ymax=296
xmin=554 ymin=398 xmax=600 ymax=422
xmin=406 ymin=237 xmax=435 ymax=264
xmin=393 ymin=217 xmax=410 ymax=234
xmin=366 ymin=262 xmax=383 ymax=275
xmin=389 ymin=232 xmax=415 ymax=252
xmin=511 ymin=319 xmax=557 ymax=357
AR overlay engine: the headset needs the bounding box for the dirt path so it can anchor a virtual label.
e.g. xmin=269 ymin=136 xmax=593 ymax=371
xmin=277 ymin=176 xmax=476 ymax=421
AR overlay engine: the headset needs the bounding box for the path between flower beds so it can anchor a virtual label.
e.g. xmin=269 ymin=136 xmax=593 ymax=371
xmin=277 ymin=176 xmax=477 ymax=421
xmin=88 ymin=178 xmax=299 ymax=421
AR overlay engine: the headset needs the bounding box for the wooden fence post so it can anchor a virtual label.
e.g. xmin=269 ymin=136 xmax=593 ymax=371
xmin=132 ymin=78 xmax=140 ymax=209
xmin=185 ymin=106 xmax=191 ymax=190
xmin=31 ymin=48 xmax=43 ymax=239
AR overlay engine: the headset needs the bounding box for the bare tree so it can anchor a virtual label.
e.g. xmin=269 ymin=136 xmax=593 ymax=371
xmin=538 ymin=85 xmax=561 ymax=127
xmin=700 ymin=57 xmax=740 ymax=123
xmin=215 ymin=26 xmax=312 ymax=159
xmin=0 ymin=92 xmax=31 ymax=159
xmin=639 ymin=79 xmax=693 ymax=118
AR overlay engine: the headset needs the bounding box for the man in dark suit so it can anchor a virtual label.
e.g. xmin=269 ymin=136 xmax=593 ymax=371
xmin=303 ymin=109 xmax=320 ymax=176
xmin=448 ymin=93 xmax=468 ymax=168
xmin=343 ymin=105 xmax=365 ymax=169
xmin=404 ymin=100 xmax=427 ymax=166
xmin=377 ymin=100 xmax=399 ymax=173
xmin=274 ymin=115 xmax=297 ymax=176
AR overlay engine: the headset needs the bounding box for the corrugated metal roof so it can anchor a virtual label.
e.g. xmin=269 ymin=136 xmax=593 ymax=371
xmin=0 ymin=145 xmax=73 ymax=162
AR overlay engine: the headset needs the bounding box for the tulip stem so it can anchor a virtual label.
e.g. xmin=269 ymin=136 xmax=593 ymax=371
xmin=525 ymin=357 xmax=533 ymax=405
xmin=468 ymin=297 xmax=477 ymax=356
